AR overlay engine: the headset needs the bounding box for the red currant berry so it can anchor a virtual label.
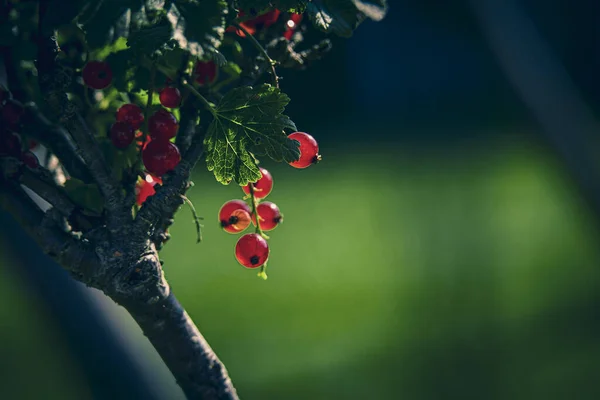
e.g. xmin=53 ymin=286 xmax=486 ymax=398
xmin=135 ymin=174 xmax=162 ymax=206
xmin=109 ymin=121 xmax=135 ymax=149
xmin=116 ymin=104 xmax=144 ymax=130
xmin=284 ymin=13 xmax=303 ymax=40
xmin=288 ymin=132 xmax=321 ymax=168
xmin=252 ymin=201 xmax=282 ymax=231
xmin=228 ymin=10 xmax=281 ymax=37
xmin=1 ymin=99 xmax=24 ymax=128
xmin=235 ymin=233 xmax=269 ymax=268
xmin=0 ymin=131 xmax=22 ymax=157
xmin=242 ymin=167 xmax=273 ymax=199
xmin=148 ymin=109 xmax=179 ymax=140
xmin=159 ymin=87 xmax=182 ymax=108
xmin=219 ymin=199 xmax=252 ymax=233
xmin=82 ymin=61 xmax=113 ymax=89
xmin=194 ymin=60 xmax=218 ymax=85
xmin=21 ymin=151 xmax=39 ymax=169
xmin=142 ymin=139 xmax=181 ymax=176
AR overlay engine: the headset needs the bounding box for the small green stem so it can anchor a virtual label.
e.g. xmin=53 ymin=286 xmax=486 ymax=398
xmin=183 ymin=81 xmax=217 ymax=116
xmin=232 ymin=22 xmax=279 ymax=88
xmin=248 ymin=182 xmax=269 ymax=280
xmin=181 ymin=195 xmax=203 ymax=243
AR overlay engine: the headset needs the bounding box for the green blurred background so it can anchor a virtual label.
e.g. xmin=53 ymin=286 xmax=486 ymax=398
xmin=4 ymin=1 xmax=600 ymax=399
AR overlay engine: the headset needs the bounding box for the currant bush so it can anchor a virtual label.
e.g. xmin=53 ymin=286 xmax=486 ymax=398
xmin=116 ymin=104 xmax=144 ymax=130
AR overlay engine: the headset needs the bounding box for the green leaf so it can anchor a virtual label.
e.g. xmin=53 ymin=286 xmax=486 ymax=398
xmin=80 ymin=0 xmax=141 ymax=49
xmin=167 ymin=0 xmax=229 ymax=58
xmin=307 ymin=0 xmax=388 ymax=37
xmin=64 ymin=179 xmax=105 ymax=215
xmin=205 ymin=84 xmax=299 ymax=185
xmin=127 ymin=17 xmax=174 ymax=55
xmin=236 ymin=1 xmax=308 ymax=13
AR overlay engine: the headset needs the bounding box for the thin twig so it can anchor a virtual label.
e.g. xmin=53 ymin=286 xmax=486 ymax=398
xmin=232 ymin=22 xmax=279 ymax=88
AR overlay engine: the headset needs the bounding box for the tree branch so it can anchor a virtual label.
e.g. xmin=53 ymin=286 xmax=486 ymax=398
xmin=0 ymin=184 xmax=99 ymax=281
xmin=36 ymin=33 xmax=127 ymax=231
xmin=23 ymin=103 xmax=92 ymax=183
xmin=122 ymin=292 xmax=238 ymax=399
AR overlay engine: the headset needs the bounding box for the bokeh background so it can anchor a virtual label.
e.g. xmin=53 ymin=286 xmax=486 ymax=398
xmin=3 ymin=1 xmax=600 ymax=399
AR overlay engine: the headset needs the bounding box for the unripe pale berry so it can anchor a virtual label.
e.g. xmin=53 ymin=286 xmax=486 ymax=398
xmin=235 ymin=233 xmax=269 ymax=268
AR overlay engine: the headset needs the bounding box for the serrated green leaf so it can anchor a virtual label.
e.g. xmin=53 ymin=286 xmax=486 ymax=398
xmin=64 ymin=179 xmax=105 ymax=215
xmin=307 ymin=0 xmax=387 ymax=37
xmin=128 ymin=17 xmax=174 ymax=55
xmin=167 ymin=0 xmax=228 ymax=58
xmin=204 ymin=84 xmax=299 ymax=185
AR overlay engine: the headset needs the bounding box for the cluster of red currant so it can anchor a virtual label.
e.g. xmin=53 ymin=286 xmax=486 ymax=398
xmin=0 ymin=88 xmax=40 ymax=173
xmin=219 ymin=132 xmax=319 ymax=277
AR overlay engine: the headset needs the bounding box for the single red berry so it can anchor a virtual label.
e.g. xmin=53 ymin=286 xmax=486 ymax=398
xmin=21 ymin=151 xmax=39 ymax=169
xmin=235 ymin=233 xmax=269 ymax=268
xmin=159 ymin=87 xmax=182 ymax=108
xmin=148 ymin=109 xmax=179 ymax=140
xmin=242 ymin=167 xmax=273 ymax=199
xmin=252 ymin=201 xmax=282 ymax=231
xmin=1 ymin=99 xmax=24 ymax=128
xmin=284 ymin=13 xmax=303 ymax=40
xmin=109 ymin=121 xmax=135 ymax=149
xmin=228 ymin=9 xmax=281 ymax=37
xmin=116 ymin=104 xmax=144 ymax=130
xmin=142 ymin=139 xmax=181 ymax=176
xmin=0 ymin=131 xmax=22 ymax=157
xmin=288 ymin=132 xmax=321 ymax=168
xmin=194 ymin=60 xmax=218 ymax=85
xmin=82 ymin=61 xmax=113 ymax=89
xmin=219 ymin=199 xmax=252 ymax=233
xmin=136 ymin=174 xmax=162 ymax=206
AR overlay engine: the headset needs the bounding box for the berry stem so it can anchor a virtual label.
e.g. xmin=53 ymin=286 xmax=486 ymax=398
xmin=247 ymin=182 xmax=269 ymax=280
xmin=183 ymin=81 xmax=217 ymax=116
xmin=232 ymin=22 xmax=279 ymax=88
xmin=181 ymin=195 xmax=203 ymax=243
xmin=142 ymin=64 xmax=157 ymax=146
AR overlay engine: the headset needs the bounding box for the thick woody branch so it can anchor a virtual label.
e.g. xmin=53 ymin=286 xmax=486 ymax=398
xmin=0 ymin=184 xmax=99 ymax=281
xmin=23 ymin=103 xmax=92 ymax=183
xmin=122 ymin=291 xmax=238 ymax=399
xmin=36 ymin=34 xmax=126 ymax=230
